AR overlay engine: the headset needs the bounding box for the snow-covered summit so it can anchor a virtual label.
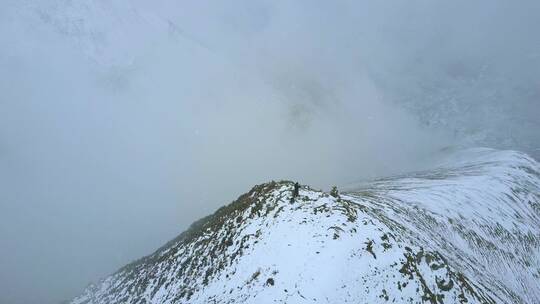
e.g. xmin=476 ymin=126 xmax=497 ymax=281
xmin=71 ymin=148 xmax=540 ymax=303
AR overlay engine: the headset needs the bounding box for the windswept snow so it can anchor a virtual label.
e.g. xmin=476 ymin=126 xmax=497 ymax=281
xmin=71 ymin=148 xmax=540 ymax=304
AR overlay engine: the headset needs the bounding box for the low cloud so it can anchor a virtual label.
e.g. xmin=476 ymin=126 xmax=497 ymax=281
xmin=1 ymin=1 xmax=538 ymax=303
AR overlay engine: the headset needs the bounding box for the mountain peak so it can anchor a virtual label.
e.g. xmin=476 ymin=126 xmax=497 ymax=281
xmin=71 ymin=149 xmax=540 ymax=304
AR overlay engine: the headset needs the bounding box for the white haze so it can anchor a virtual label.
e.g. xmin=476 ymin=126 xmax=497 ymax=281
xmin=0 ymin=1 xmax=538 ymax=303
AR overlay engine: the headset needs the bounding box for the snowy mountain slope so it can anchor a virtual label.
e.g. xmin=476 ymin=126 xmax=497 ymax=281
xmin=345 ymin=148 xmax=540 ymax=303
xmin=70 ymin=148 xmax=539 ymax=304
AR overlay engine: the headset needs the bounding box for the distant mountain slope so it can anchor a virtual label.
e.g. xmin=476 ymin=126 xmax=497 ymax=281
xmin=71 ymin=148 xmax=540 ymax=304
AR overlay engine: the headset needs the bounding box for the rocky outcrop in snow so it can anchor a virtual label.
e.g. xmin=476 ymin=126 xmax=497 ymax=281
xmin=71 ymin=148 xmax=540 ymax=303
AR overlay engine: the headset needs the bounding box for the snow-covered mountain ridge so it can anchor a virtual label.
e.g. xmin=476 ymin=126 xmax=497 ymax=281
xmin=71 ymin=148 xmax=540 ymax=303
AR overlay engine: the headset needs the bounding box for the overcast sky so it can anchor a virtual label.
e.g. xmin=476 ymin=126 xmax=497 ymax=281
xmin=1 ymin=1 xmax=539 ymax=303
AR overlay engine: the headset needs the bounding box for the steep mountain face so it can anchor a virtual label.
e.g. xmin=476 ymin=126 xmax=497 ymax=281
xmin=71 ymin=148 xmax=540 ymax=304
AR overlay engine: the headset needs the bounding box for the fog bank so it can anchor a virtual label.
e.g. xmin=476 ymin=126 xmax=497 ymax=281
xmin=0 ymin=1 xmax=538 ymax=303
